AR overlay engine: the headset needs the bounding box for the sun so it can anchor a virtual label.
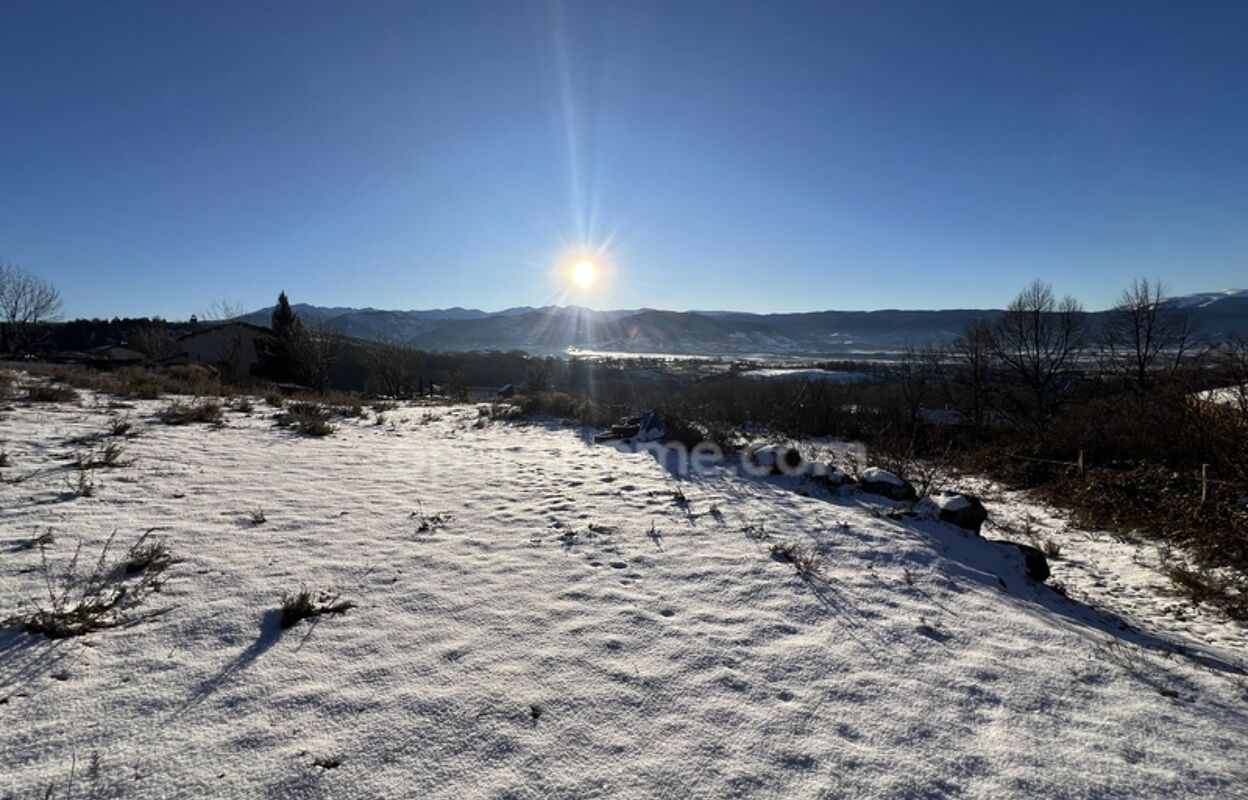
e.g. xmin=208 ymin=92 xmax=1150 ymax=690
xmin=570 ymin=260 xmax=598 ymax=289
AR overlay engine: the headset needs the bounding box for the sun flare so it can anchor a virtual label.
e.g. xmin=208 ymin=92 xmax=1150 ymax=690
xmin=570 ymin=260 xmax=598 ymax=289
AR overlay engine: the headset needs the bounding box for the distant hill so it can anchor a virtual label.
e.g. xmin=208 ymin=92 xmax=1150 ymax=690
xmin=236 ymin=290 xmax=1248 ymax=356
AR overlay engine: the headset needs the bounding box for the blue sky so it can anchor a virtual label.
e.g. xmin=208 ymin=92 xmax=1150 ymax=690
xmin=1 ymin=1 xmax=1246 ymax=319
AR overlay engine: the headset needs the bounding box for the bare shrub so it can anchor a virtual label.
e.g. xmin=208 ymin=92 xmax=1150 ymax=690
xmin=1161 ymin=560 xmax=1248 ymax=621
xmin=412 ymin=505 xmax=452 ymax=532
xmin=279 ymin=588 xmax=354 ymax=629
xmin=26 ymin=384 xmax=79 ymax=403
xmin=10 ymin=531 xmax=170 ymax=638
xmin=17 ymin=529 xmax=55 ymax=550
xmin=332 ymin=403 xmax=366 ymax=419
xmin=73 ymin=441 xmax=128 ymax=470
xmin=158 ymin=399 xmax=224 ymax=426
xmin=770 ymin=541 xmax=822 ymax=576
xmin=276 ymin=401 xmax=334 ymax=436
xmin=113 ymin=370 xmax=164 ymax=400
xmin=66 ymin=470 xmax=95 ymax=498
xmin=109 ymin=414 xmax=139 ymax=438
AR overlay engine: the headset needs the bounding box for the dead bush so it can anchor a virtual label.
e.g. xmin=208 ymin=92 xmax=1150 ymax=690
xmin=10 ymin=531 xmax=170 ymax=638
xmin=66 ymin=469 xmax=96 ymax=498
xmin=26 ymin=384 xmax=79 ymax=403
xmin=770 ymin=541 xmax=823 ymax=576
xmin=276 ymin=402 xmax=334 ymax=436
xmin=158 ymin=399 xmax=224 ymax=426
xmin=1161 ymin=559 xmax=1248 ymax=621
xmin=73 ymin=441 xmax=128 ymax=470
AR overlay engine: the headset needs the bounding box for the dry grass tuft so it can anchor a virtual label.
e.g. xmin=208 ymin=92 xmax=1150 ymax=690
xmin=279 ymin=588 xmax=355 ymax=629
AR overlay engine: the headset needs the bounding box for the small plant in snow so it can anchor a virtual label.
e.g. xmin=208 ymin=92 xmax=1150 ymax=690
xmin=248 ymin=508 xmax=267 ymax=526
xmin=38 ymin=750 xmax=115 ymax=799
xmin=742 ymin=521 xmax=769 ymax=540
xmin=67 ymin=469 xmax=96 ymax=498
xmin=279 ymin=587 xmax=355 ymax=629
xmin=109 ymin=414 xmax=139 ymax=438
xmin=647 ymin=521 xmax=663 ymax=548
xmin=18 ymin=529 xmax=56 ymax=550
xmin=411 ymin=504 xmax=452 ymax=532
xmin=73 ymin=440 xmax=128 ymax=470
xmin=770 ymin=541 xmax=822 ymax=576
xmin=0 ymin=445 xmax=10 ymax=468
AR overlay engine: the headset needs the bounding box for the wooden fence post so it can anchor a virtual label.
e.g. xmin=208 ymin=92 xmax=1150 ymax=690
xmin=1201 ymin=464 xmax=1209 ymax=504
xmin=1078 ymin=450 xmax=1085 ymax=477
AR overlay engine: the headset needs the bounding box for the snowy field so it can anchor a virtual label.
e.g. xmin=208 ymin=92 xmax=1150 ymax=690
xmin=2 ymin=380 xmax=1246 ymax=799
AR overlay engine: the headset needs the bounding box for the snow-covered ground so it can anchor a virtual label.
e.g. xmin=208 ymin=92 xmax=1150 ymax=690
xmin=2 ymin=381 xmax=1246 ymax=799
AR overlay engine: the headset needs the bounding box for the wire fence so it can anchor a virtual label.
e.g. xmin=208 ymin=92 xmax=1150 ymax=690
xmin=1006 ymin=450 xmax=1248 ymax=499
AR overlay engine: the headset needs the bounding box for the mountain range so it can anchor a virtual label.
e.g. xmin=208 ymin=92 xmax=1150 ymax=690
xmin=239 ymin=290 xmax=1248 ymax=357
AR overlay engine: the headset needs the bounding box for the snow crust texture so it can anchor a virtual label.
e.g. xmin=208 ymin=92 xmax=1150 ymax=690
xmin=1 ymin=394 xmax=1246 ymax=799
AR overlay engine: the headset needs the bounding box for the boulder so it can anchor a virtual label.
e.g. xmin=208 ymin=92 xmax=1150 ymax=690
xmin=857 ymin=467 xmax=917 ymax=501
xmin=933 ymin=492 xmax=988 ymax=533
xmin=992 ymin=540 xmax=1051 ymax=582
xmin=749 ymin=444 xmax=804 ymax=475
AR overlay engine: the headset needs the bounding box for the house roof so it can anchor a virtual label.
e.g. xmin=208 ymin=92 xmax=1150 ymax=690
xmin=176 ymin=321 xmax=274 ymax=341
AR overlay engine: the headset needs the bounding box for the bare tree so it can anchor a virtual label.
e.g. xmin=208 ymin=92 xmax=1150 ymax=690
xmin=128 ymin=320 xmax=179 ymax=360
xmin=896 ymin=343 xmax=942 ymax=433
xmin=1215 ymin=335 xmax=1248 ymax=417
xmin=200 ymin=297 xmax=247 ymax=322
xmin=366 ymin=338 xmax=423 ymax=397
xmin=1101 ymin=279 xmax=1200 ymax=390
xmin=948 ymin=316 xmax=995 ymax=427
xmin=294 ymin=322 xmax=346 ymax=393
xmin=990 ymin=280 xmax=1087 ymax=435
xmin=0 ymin=259 xmax=63 ymax=353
